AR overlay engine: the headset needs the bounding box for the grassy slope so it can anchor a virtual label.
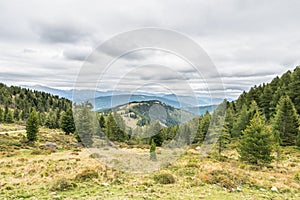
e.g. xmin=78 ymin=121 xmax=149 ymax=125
xmin=0 ymin=124 xmax=299 ymax=199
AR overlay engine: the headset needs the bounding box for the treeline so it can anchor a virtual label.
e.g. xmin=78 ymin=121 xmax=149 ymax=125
xmin=0 ymin=83 xmax=71 ymax=129
xmin=92 ymin=67 xmax=300 ymax=165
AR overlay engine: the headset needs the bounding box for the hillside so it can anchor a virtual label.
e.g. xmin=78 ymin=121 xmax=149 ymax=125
xmin=0 ymin=67 xmax=300 ymax=199
xmin=0 ymin=83 xmax=71 ymax=128
xmin=101 ymin=100 xmax=195 ymax=128
xmin=235 ymin=66 xmax=300 ymax=116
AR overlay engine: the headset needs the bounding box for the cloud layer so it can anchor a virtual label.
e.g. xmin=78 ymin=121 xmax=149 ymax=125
xmin=1 ymin=0 xmax=300 ymax=99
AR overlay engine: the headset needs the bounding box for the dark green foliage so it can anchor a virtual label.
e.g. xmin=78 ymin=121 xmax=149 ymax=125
xmin=149 ymin=122 xmax=163 ymax=146
xmin=218 ymin=121 xmax=231 ymax=155
xmin=0 ymin=82 xmax=71 ymax=124
xmin=98 ymin=114 xmax=106 ymax=129
xmin=238 ymin=112 xmax=274 ymax=165
xmin=178 ymin=124 xmax=191 ymax=145
xmin=232 ymin=105 xmax=249 ymax=138
xmin=4 ymin=106 xmax=14 ymax=123
xmin=60 ymin=109 xmax=76 ymax=135
xmin=273 ymin=96 xmax=299 ymax=146
xmin=259 ymin=85 xmax=273 ymax=120
xmin=51 ymin=178 xmax=76 ymax=191
xmin=26 ymin=109 xmax=39 ymax=142
xmin=150 ymin=138 xmax=157 ymax=161
xmin=13 ymin=109 xmax=19 ymax=121
xmin=289 ymin=67 xmax=300 ymax=114
xmin=105 ymin=113 xmax=127 ymax=142
xmin=122 ymin=100 xmax=190 ymax=127
xmin=194 ymin=111 xmax=211 ymax=143
xmin=75 ymin=102 xmax=94 ymax=146
xmin=0 ymin=107 xmax=3 ymax=122
xmin=153 ymin=173 xmax=175 ymax=184
xmin=236 ymin=66 xmax=300 ymax=118
xmin=296 ymin=133 xmax=300 ymax=147
xmin=75 ymin=169 xmax=99 ymax=181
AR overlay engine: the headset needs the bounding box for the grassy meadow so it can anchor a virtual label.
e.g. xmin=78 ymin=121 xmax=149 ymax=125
xmin=0 ymin=125 xmax=299 ymax=199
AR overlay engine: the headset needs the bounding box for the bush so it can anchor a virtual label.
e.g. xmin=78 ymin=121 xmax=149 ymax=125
xmin=200 ymin=170 xmax=249 ymax=189
xmin=75 ymin=169 xmax=99 ymax=181
xmin=294 ymin=173 xmax=300 ymax=182
xmin=51 ymin=178 xmax=76 ymax=191
xmin=89 ymin=153 xmax=101 ymax=159
xmin=153 ymin=173 xmax=175 ymax=184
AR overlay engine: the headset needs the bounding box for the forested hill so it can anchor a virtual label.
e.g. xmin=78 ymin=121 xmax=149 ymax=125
xmin=0 ymin=83 xmax=71 ymax=127
xmin=224 ymin=66 xmax=300 ymax=148
xmin=235 ymin=66 xmax=300 ymax=117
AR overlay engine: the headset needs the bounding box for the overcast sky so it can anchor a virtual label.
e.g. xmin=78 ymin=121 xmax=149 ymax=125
xmin=1 ymin=0 xmax=300 ymax=99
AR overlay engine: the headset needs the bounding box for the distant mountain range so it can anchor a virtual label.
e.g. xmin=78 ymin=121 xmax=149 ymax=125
xmin=21 ymin=85 xmax=231 ymax=115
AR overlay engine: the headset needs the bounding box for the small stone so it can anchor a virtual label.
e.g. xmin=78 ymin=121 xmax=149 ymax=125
xmin=195 ymin=146 xmax=201 ymax=150
xmin=271 ymin=186 xmax=278 ymax=193
xmin=237 ymin=186 xmax=242 ymax=192
xmin=102 ymin=182 xmax=110 ymax=187
xmin=45 ymin=142 xmax=57 ymax=149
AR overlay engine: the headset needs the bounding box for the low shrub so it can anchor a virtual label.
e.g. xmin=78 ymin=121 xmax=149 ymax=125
xmin=51 ymin=178 xmax=76 ymax=191
xmin=153 ymin=173 xmax=175 ymax=184
xmin=89 ymin=153 xmax=101 ymax=159
xmin=75 ymin=169 xmax=99 ymax=181
xmin=200 ymin=170 xmax=249 ymax=189
xmin=294 ymin=173 xmax=300 ymax=182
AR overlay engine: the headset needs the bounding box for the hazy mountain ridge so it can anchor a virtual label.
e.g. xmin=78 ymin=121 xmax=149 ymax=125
xmin=21 ymin=85 xmax=230 ymax=115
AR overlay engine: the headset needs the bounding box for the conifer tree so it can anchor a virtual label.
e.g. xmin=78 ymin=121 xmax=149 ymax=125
xmin=98 ymin=114 xmax=106 ymax=129
xmin=0 ymin=107 xmax=3 ymax=122
xmin=218 ymin=121 xmax=231 ymax=155
xmin=296 ymin=133 xmax=300 ymax=147
xmin=260 ymin=85 xmax=273 ymax=120
xmin=26 ymin=109 xmax=39 ymax=142
xmin=149 ymin=121 xmax=164 ymax=146
xmin=150 ymin=138 xmax=157 ymax=161
xmin=13 ymin=109 xmax=19 ymax=121
xmin=232 ymin=105 xmax=249 ymax=138
xmin=5 ymin=109 xmax=14 ymax=123
xmin=105 ymin=113 xmax=127 ymax=142
xmin=76 ymin=102 xmax=94 ymax=146
xmin=273 ymin=96 xmax=299 ymax=146
xmin=60 ymin=109 xmax=76 ymax=135
xmin=195 ymin=111 xmax=211 ymax=143
xmin=289 ymin=67 xmax=300 ymax=114
xmin=238 ymin=112 xmax=273 ymax=165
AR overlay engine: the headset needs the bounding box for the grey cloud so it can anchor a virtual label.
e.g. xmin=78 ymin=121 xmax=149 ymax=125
xmin=0 ymin=0 xmax=300 ymax=98
xmin=33 ymin=22 xmax=91 ymax=44
xmin=63 ymin=47 xmax=91 ymax=61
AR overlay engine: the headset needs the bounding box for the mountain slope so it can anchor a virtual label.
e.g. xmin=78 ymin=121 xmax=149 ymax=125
xmin=100 ymin=100 xmax=195 ymax=128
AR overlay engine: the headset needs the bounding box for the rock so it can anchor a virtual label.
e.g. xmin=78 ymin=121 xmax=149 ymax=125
xmin=195 ymin=146 xmax=201 ymax=150
xmin=45 ymin=142 xmax=57 ymax=149
xmin=101 ymin=182 xmax=109 ymax=187
xmin=271 ymin=186 xmax=278 ymax=193
xmin=260 ymin=188 xmax=266 ymax=192
xmin=237 ymin=186 xmax=242 ymax=192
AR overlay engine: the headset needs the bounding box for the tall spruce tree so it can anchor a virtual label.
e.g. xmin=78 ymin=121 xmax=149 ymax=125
xmin=194 ymin=111 xmax=211 ymax=143
xmin=60 ymin=109 xmax=76 ymax=135
xmin=273 ymin=96 xmax=299 ymax=146
xmin=218 ymin=120 xmax=231 ymax=155
xmin=260 ymin=85 xmax=273 ymax=120
xmin=76 ymin=103 xmax=94 ymax=146
xmin=289 ymin=67 xmax=300 ymax=114
xmin=105 ymin=113 xmax=127 ymax=142
xmin=238 ymin=112 xmax=274 ymax=165
xmin=0 ymin=107 xmax=3 ymax=122
xmin=149 ymin=138 xmax=157 ymax=161
xmin=232 ymin=105 xmax=249 ymax=138
xmin=26 ymin=109 xmax=39 ymax=142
